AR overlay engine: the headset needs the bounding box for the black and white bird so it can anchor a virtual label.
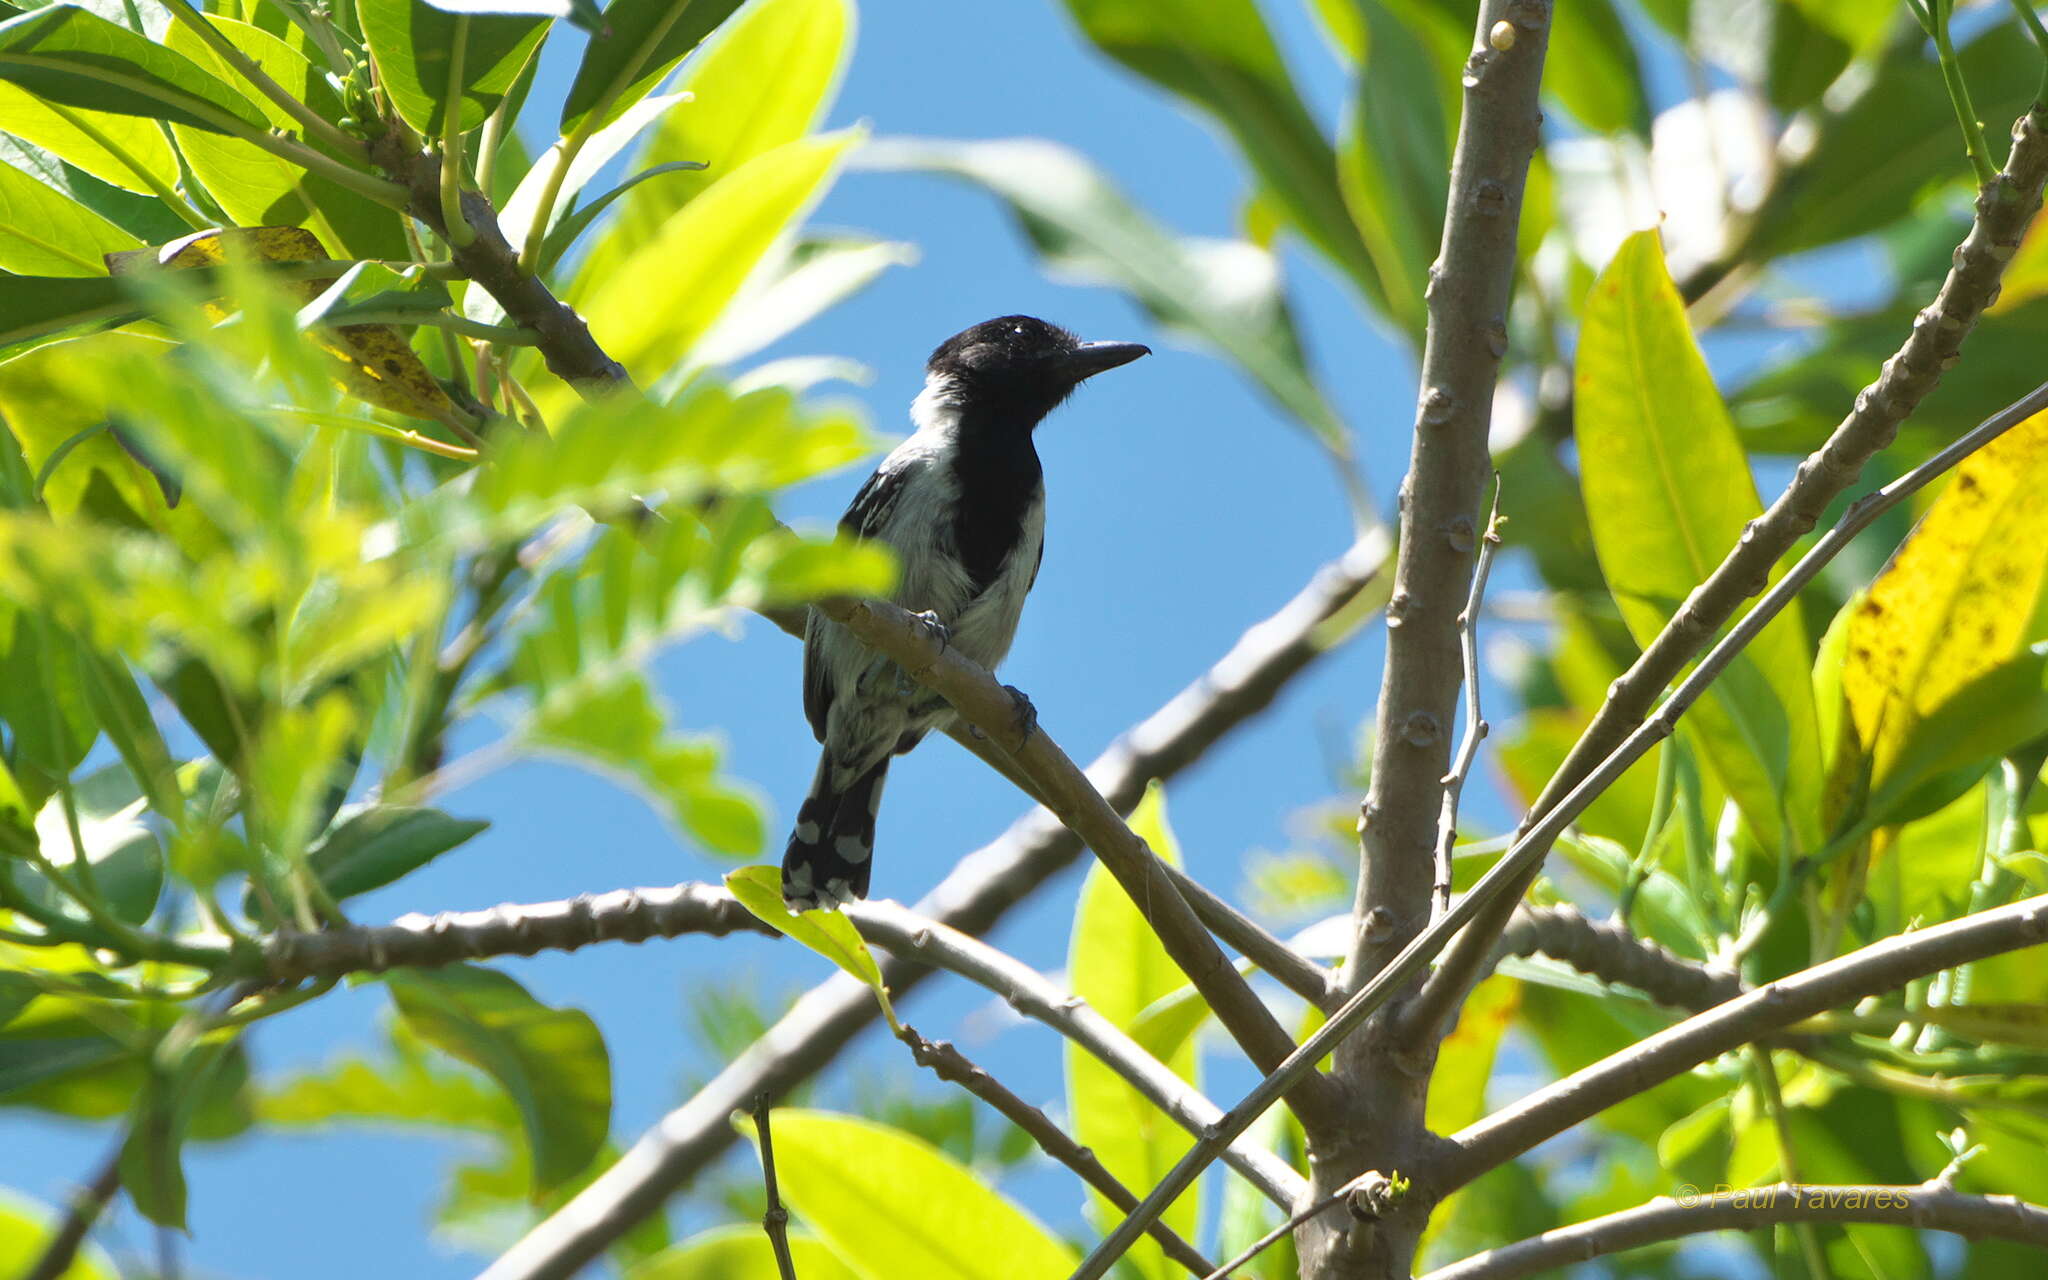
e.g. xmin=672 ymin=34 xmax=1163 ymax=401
xmin=780 ymin=316 xmax=1150 ymax=910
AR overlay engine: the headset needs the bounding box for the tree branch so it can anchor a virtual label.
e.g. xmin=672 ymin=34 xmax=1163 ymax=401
xmin=1432 ymin=894 xmax=2048 ymax=1192
xmin=812 ymin=596 xmax=1338 ymax=1128
xmin=1498 ymin=903 xmax=1743 ymax=1013
xmin=1071 ymin=375 xmax=2048 ymax=1280
xmin=894 ymin=1023 xmax=1217 ymax=1277
xmin=1404 ymin=94 xmax=2048 ymax=1042
xmin=1418 ymin=1180 xmax=2048 ymax=1280
xmin=22 ymin=1144 xmax=122 ymax=1280
xmin=473 ymin=542 xmax=1382 ymax=1280
xmin=260 ymin=882 xmax=773 ymax=980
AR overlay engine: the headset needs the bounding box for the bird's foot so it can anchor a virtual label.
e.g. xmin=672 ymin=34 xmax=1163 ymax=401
xmin=1003 ymin=685 xmax=1038 ymax=742
xmin=913 ymin=609 xmax=951 ymax=652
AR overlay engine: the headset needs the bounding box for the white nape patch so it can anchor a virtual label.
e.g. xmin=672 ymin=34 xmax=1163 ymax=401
xmin=908 ymin=373 xmax=964 ymax=437
xmin=794 ymin=820 xmax=821 ymax=844
xmin=835 ymin=834 xmax=871 ymax=864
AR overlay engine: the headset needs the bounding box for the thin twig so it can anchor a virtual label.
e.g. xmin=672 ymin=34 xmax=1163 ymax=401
xmin=748 ymin=1096 xmax=798 ymax=1280
xmin=1433 ymin=483 xmax=1503 ymax=923
xmin=1418 ymin=1178 xmax=2048 ymax=1280
xmin=895 ymin=1024 xmax=1216 ymax=1277
xmin=1404 ymin=94 xmax=2048 ymax=1045
xmin=22 ymin=1144 xmax=122 ymax=1280
xmin=1073 ymin=377 xmax=2048 ymax=1279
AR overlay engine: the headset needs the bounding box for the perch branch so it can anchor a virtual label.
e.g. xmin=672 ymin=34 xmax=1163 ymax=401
xmin=473 ymin=539 xmax=1383 ymax=1280
xmin=1498 ymin=903 xmax=1743 ymax=1013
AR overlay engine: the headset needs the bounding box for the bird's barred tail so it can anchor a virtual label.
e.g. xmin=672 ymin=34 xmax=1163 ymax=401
xmin=780 ymin=755 xmax=891 ymax=910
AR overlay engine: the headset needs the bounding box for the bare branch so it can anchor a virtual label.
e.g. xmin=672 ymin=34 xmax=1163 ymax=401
xmin=1073 ymin=377 xmax=2048 ymax=1280
xmin=476 ymin=536 xmax=1384 ymax=1280
xmin=1498 ymin=903 xmax=1742 ymax=1013
xmin=22 ymin=1145 xmax=122 ymax=1280
xmin=1418 ymin=1180 xmax=2048 ymax=1280
xmin=1433 ymin=894 xmax=2048 ymax=1191
xmin=260 ymin=882 xmax=774 ymax=980
xmin=1433 ymin=487 xmax=1503 ymax=923
xmin=1406 ymin=94 xmax=2048 ymax=1041
xmin=894 ymin=1023 xmax=1216 ymax=1277
xmin=814 ymin=595 xmax=1338 ymax=1127
xmin=747 ymin=1097 xmax=799 ymax=1280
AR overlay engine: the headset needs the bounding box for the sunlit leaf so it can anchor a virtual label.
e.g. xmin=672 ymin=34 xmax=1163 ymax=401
xmin=306 ymin=805 xmax=490 ymax=900
xmin=558 ymin=0 xmax=745 ymax=134
xmin=359 ymin=0 xmax=549 ymax=135
xmin=1575 ymin=229 xmax=1822 ymax=856
xmin=0 ymin=6 xmax=268 ymax=134
xmin=0 ymin=158 xmax=139 ymax=274
xmin=0 ymin=81 xmax=178 ymax=196
xmin=750 ymin=1110 xmax=1077 ymax=1277
xmin=573 ymin=130 xmax=856 ymax=403
xmin=1066 ymin=781 xmax=1195 ymax=1280
xmin=386 ymin=964 xmax=611 ymax=1194
xmin=725 ymin=865 xmax=896 ymax=1028
xmin=577 ymin=0 xmax=851 ymax=290
xmin=1337 ymin=3 xmax=1449 ymax=338
xmin=0 ymin=1191 xmax=116 ymax=1280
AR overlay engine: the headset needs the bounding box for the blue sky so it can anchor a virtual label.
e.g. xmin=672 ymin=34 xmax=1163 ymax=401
xmin=9 ymin=1 xmax=1714 ymax=1275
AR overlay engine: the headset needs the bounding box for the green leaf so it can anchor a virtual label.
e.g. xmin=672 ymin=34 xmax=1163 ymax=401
xmin=692 ymin=233 xmax=915 ymax=370
xmin=359 ymin=0 xmax=549 ymax=135
xmin=628 ymin=1226 xmax=860 ymax=1280
xmin=750 ymin=1110 xmax=1078 ymax=1278
xmin=1057 ymin=0 xmax=1377 ymax=296
xmin=164 ymin=14 xmax=405 ymax=259
xmin=12 ymin=761 xmax=165 ymax=927
xmin=0 ymin=273 xmax=137 ymax=349
xmin=260 ymin=1023 xmax=517 ymax=1134
xmin=386 ymin=964 xmax=611 ymax=1194
xmin=1337 ymin=3 xmax=1449 ymax=339
xmin=1065 ymin=782 xmax=1195 ymax=1280
xmin=0 ymin=1191 xmax=116 ymax=1280
xmin=558 ymin=0 xmax=746 ymax=134
xmin=1575 ymin=230 xmax=1823 ymax=856
xmin=1544 ymin=0 xmax=1649 ymax=135
xmin=863 ymin=136 xmax=1348 ymax=456
xmin=0 ymin=79 xmax=178 ymax=196
xmin=577 ymin=0 xmax=851 ymax=290
xmin=0 ymin=156 xmax=140 ymax=274
xmin=725 ymin=865 xmax=897 ymax=1029
xmin=118 ymin=1031 xmax=242 ymax=1228
xmin=497 ymin=90 xmax=690 ymax=258
xmin=0 ymin=6 xmax=268 ymax=135
xmin=306 ymin=804 xmax=489 ymax=900
xmin=574 ymin=129 xmax=856 ymax=396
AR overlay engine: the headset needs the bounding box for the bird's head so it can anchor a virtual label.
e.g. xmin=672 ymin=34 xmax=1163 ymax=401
xmin=924 ymin=315 xmax=1149 ymax=427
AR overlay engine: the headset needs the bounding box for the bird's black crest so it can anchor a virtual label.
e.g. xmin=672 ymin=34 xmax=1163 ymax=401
xmin=926 ymin=315 xmax=1081 ymax=379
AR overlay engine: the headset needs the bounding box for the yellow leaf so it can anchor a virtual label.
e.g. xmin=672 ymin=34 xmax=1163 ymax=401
xmin=107 ymin=227 xmax=456 ymax=423
xmin=1841 ymin=407 xmax=2048 ymax=787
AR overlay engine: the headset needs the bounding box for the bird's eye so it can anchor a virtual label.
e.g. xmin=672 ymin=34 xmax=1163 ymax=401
xmin=1012 ymin=324 xmax=1027 ymax=335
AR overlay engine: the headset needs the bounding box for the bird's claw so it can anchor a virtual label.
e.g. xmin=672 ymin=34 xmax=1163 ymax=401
xmin=1003 ymin=685 xmax=1038 ymax=741
xmin=913 ymin=610 xmax=951 ymax=652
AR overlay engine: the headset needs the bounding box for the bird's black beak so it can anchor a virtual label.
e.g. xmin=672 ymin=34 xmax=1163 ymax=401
xmin=1060 ymin=340 xmax=1150 ymax=382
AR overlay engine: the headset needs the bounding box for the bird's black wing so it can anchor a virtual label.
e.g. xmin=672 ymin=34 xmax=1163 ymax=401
xmin=803 ymin=461 xmax=917 ymax=741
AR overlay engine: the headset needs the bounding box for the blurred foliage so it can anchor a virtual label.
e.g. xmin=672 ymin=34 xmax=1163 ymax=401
xmin=3 ymin=0 xmax=2048 ymax=1277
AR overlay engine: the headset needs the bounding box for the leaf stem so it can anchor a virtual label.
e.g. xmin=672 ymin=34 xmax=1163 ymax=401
xmin=1926 ymin=0 xmax=1999 ymax=185
xmin=439 ymin=17 xmax=475 ymax=248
